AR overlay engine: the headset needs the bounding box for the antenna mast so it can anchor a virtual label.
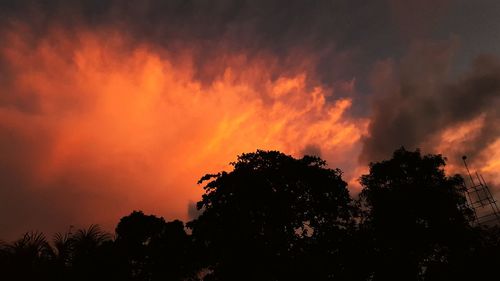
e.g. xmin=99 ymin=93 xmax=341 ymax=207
xmin=461 ymin=156 xmax=500 ymax=226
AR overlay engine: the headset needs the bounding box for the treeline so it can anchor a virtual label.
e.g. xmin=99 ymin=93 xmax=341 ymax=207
xmin=1 ymin=148 xmax=499 ymax=281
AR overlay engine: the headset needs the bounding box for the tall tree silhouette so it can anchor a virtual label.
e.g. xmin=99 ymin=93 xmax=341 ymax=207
xmin=188 ymin=150 xmax=355 ymax=281
xmin=359 ymin=147 xmax=475 ymax=281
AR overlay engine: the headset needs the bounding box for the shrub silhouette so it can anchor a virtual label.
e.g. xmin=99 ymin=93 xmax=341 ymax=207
xmin=0 ymin=232 xmax=53 ymax=280
xmin=115 ymin=211 xmax=195 ymax=281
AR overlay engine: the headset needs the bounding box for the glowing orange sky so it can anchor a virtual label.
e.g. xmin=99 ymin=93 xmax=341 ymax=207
xmin=0 ymin=24 xmax=498 ymax=239
xmin=0 ymin=27 xmax=370 ymax=236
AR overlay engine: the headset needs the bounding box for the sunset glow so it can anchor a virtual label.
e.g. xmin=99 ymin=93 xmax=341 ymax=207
xmin=1 ymin=1 xmax=499 ymax=240
xmin=0 ymin=26 xmax=369 ymax=237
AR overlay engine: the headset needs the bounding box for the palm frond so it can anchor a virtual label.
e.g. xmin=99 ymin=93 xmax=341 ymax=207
xmin=53 ymin=230 xmax=74 ymax=264
xmin=72 ymin=224 xmax=111 ymax=249
xmin=8 ymin=231 xmax=54 ymax=259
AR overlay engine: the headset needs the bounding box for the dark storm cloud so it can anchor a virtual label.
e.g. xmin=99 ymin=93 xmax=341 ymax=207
xmin=0 ymin=0 xmax=401 ymax=93
xmin=360 ymin=40 xmax=500 ymax=163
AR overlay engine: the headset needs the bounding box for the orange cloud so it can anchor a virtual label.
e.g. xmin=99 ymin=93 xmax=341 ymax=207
xmin=0 ymin=26 xmax=368 ymax=238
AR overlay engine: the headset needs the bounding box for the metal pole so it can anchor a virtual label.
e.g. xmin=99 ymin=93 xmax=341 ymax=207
xmin=462 ymin=156 xmax=475 ymax=186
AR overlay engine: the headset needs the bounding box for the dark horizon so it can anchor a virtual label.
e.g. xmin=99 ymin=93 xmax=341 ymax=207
xmin=1 ymin=148 xmax=499 ymax=281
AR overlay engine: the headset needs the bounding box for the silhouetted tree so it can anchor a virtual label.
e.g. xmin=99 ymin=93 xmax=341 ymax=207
xmin=115 ymin=211 xmax=196 ymax=281
xmin=0 ymin=232 xmax=54 ymax=280
xmin=470 ymin=225 xmax=500 ymax=278
xmin=51 ymin=230 xmax=75 ymax=279
xmin=359 ymin=147 xmax=475 ymax=281
xmin=436 ymin=224 xmax=500 ymax=281
xmin=68 ymin=225 xmax=114 ymax=281
xmin=188 ymin=150 xmax=355 ymax=281
xmin=2 ymin=148 xmax=498 ymax=281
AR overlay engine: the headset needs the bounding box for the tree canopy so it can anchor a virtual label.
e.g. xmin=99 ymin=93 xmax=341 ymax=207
xmin=359 ymin=147 xmax=476 ymax=280
xmin=188 ymin=150 xmax=355 ymax=280
xmin=1 ymin=148 xmax=499 ymax=281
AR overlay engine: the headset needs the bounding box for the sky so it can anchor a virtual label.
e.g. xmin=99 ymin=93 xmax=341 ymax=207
xmin=1 ymin=0 xmax=500 ymax=240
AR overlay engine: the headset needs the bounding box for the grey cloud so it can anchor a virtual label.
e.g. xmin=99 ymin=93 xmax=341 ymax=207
xmin=361 ymin=40 xmax=500 ymax=164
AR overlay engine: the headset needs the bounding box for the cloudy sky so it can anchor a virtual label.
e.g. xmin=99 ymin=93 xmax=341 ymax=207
xmin=1 ymin=0 xmax=500 ymax=239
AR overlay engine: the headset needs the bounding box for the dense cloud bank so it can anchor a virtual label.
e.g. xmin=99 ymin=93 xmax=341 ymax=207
xmin=362 ymin=41 xmax=500 ymax=163
xmin=0 ymin=0 xmax=499 ymax=239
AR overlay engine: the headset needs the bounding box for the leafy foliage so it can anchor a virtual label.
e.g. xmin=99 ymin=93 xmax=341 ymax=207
xmin=0 ymin=148 xmax=498 ymax=281
xmin=189 ymin=150 xmax=355 ymax=280
xmin=115 ymin=211 xmax=196 ymax=281
xmin=359 ymin=147 xmax=475 ymax=280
